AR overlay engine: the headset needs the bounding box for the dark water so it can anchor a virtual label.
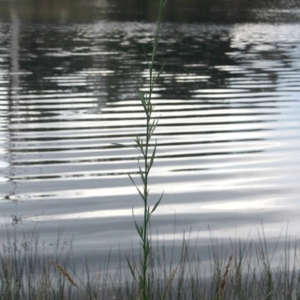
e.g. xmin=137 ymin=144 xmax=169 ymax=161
xmin=0 ymin=0 xmax=300 ymax=269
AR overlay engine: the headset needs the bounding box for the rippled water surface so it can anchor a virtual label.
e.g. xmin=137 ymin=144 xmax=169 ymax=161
xmin=1 ymin=4 xmax=300 ymax=266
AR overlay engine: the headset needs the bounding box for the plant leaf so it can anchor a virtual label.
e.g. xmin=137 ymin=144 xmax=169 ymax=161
xmin=128 ymin=174 xmax=145 ymax=201
xmin=148 ymin=143 xmax=157 ymax=170
xmin=138 ymin=162 xmax=146 ymax=185
xmin=151 ymin=191 xmax=164 ymax=214
xmin=125 ymin=255 xmax=137 ymax=281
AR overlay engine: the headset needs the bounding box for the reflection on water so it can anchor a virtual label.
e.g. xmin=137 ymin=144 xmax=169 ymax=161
xmin=1 ymin=0 xmax=300 ymax=23
xmin=0 ymin=4 xmax=300 ymax=268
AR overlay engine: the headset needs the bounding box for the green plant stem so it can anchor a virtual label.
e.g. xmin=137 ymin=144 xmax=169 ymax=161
xmin=127 ymin=0 xmax=167 ymax=299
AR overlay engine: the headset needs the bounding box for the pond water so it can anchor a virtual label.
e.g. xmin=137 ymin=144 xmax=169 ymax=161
xmin=0 ymin=0 xmax=300 ymax=270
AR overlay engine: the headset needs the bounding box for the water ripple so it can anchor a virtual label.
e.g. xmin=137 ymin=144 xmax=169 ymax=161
xmin=0 ymin=20 xmax=300 ymax=257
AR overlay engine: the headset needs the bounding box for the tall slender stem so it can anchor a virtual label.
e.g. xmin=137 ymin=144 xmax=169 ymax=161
xmin=127 ymin=1 xmax=166 ymax=299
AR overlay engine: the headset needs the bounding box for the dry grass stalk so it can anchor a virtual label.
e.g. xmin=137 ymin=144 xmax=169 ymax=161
xmin=137 ymin=288 xmax=144 ymax=300
xmin=261 ymin=289 xmax=274 ymax=300
xmin=217 ymin=255 xmax=232 ymax=300
xmin=50 ymin=260 xmax=79 ymax=290
xmin=161 ymin=266 xmax=178 ymax=300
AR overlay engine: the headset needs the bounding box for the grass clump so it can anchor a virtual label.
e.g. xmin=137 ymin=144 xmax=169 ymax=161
xmin=2 ymin=227 xmax=300 ymax=299
xmin=0 ymin=228 xmax=79 ymax=300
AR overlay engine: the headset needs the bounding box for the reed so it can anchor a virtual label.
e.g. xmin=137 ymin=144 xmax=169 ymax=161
xmin=124 ymin=0 xmax=167 ymax=299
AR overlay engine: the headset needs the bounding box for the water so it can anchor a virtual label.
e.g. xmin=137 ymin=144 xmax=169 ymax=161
xmin=0 ymin=1 xmax=300 ymax=269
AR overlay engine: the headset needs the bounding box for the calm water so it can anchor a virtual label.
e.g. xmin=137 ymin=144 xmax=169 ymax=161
xmin=1 ymin=1 xmax=300 ymax=268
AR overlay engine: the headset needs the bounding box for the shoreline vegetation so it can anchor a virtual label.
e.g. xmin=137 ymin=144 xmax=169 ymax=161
xmin=1 ymin=0 xmax=299 ymax=299
xmin=1 ymin=225 xmax=300 ymax=299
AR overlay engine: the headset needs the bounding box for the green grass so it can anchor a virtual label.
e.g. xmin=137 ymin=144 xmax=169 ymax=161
xmin=0 ymin=227 xmax=76 ymax=299
xmin=1 ymin=0 xmax=300 ymax=299
xmin=1 ymin=226 xmax=300 ymax=299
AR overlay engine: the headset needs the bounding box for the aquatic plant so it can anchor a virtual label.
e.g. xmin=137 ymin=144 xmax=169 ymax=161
xmin=125 ymin=0 xmax=168 ymax=299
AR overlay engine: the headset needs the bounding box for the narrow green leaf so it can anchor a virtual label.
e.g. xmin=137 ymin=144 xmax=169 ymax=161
xmin=111 ymin=142 xmax=131 ymax=148
xmin=125 ymin=255 xmax=137 ymax=281
xmin=138 ymin=163 xmax=146 ymax=185
xmin=135 ymin=136 xmax=141 ymax=147
xmin=134 ymin=220 xmax=143 ymax=239
xmin=151 ymin=191 xmax=164 ymax=214
xmin=138 ymin=90 xmax=148 ymax=112
xmin=128 ymin=174 xmax=145 ymax=201
xmin=154 ymin=62 xmax=166 ymax=84
xmin=136 ymin=138 xmax=145 ymax=156
xmin=148 ymin=143 xmax=157 ymax=170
